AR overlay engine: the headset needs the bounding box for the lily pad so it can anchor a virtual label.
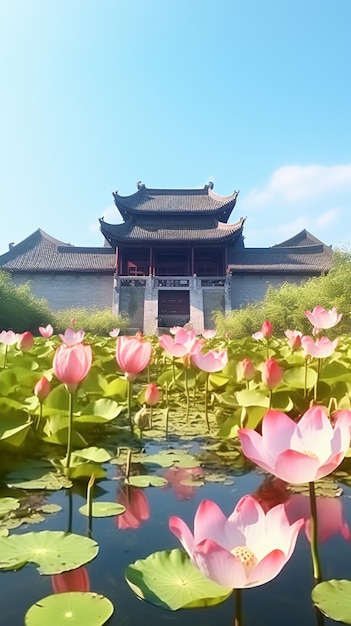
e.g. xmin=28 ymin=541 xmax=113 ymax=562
xmin=143 ymin=451 xmax=200 ymax=469
xmin=0 ymin=497 xmax=20 ymax=517
xmin=71 ymin=446 xmax=112 ymax=464
xmin=125 ymin=548 xmax=231 ymax=610
xmin=79 ymin=502 xmax=126 ymax=517
xmin=6 ymin=467 xmax=72 ymax=490
xmin=0 ymin=530 xmax=98 ymax=574
xmin=25 ymin=592 xmax=114 ymax=626
xmin=125 ymin=475 xmax=168 ymax=488
xmin=312 ymin=579 xmax=351 ymax=623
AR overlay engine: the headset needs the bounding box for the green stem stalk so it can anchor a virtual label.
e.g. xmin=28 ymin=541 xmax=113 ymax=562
xmin=204 ymin=373 xmax=210 ymax=432
xmin=127 ymin=379 xmax=134 ymax=436
xmin=309 ymin=481 xmax=322 ymax=582
xmin=66 ymin=391 xmax=73 ymax=470
xmin=234 ymin=588 xmax=242 ymax=626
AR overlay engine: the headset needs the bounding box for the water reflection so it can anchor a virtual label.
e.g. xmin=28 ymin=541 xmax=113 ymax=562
xmin=51 ymin=566 xmax=90 ymax=593
xmin=116 ymin=485 xmax=150 ymax=529
xmin=252 ymin=475 xmax=351 ymax=543
xmin=163 ymin=466 xmax=204 ymax=500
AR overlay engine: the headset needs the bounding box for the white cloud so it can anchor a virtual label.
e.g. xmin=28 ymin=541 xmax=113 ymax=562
xmin=242 ymin=164 xmax=351 ymax=208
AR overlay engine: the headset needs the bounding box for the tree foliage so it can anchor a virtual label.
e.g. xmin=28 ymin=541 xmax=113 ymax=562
xmin=213 ymin=248 xmax=351 ymax=338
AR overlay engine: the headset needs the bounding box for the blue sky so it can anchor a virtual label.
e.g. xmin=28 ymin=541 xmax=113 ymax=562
xmin=1 ymin=0 xmax=351 ymax=254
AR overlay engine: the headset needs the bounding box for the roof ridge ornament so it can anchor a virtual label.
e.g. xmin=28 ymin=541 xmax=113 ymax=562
xmin=137 ymin=181 xmax=145 ymax=190
xmin=204 ymin=181 xmax=214 ymax=190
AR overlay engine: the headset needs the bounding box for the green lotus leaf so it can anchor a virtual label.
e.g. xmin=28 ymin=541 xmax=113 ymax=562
xmin=39 ymin=503 xmax=62 ymax=514
xmin=79 ymin=502 xmax=125 ymax=517
xmin=270 ymin=391 xmax=293 ymax=411
xmin=74 ymin=399 xmax=123 ymax=424
xmin=24 ymin=592 xmax=114 ymax=626
xmin=7 ymin=463 xmax=72 ymax=490
xmin=312 ymin=579 xmax=351 ymax=623
xmin=0 ymin=497 xmax=20 ymax=517
xmin=71 ymin=446 xmax=112 ymax=463
xmin=64 ymin=462 xmax=106 ymax=481
xmin=125 ymin=548 xmax=231 ymax=610
xmin=235 ymin=389 xmax=270 ymax=408
xmin=283 ymin=366 xmax=317 ymax=389
xmin=125 ymin=475 xmax=168 ymax=488
xmin=104 ymin=377 xmax=128 ymax=400
xmin=0 ymin=530 xmax=98 ymax=574
xmin=0 ymin=412 xmax=31 ymax=447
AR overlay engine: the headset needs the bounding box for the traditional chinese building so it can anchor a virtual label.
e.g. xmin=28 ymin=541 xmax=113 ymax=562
xmin=0 ymin=181 xmax=333 ymax=334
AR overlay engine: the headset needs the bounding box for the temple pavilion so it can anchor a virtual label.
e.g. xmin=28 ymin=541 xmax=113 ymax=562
xmin=0 ymin=181 xmax=333 ymax=334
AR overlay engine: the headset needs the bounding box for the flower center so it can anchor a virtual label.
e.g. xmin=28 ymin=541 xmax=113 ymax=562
xmin=302 ymin=450 xmax=318 ymax=458
xmin=231 ymin=546 xmax=257 ymax=574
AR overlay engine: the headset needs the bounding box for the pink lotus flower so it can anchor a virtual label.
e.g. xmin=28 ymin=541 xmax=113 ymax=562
xmin=285 ymin=493 xmax=351 ymax=544
xmin=51 ymin=566 xmax=90 ymax=593
xmin=304 ymin=306 xmax=343 ymax=332
xmin=0 ymin=330 xmax=18 ymax=345
xmin=59 ymin=328 xmax=85 ymax=345
xmin=191 ymin=346 xmax=228 ymax=373
xmin=17 ymin=331 xmax=34 ymax=351
xmin=38 ymin=324 xmax=54 ymax=338
xmin=252 ymin=320 xmax=273 ymax=340
xmin=53 ymin=342 xmax=92 ymax=392
xmin=285 ymin=329 xmax=302 ymax=350
xmin=116 ymin=335 xmax=152 ymax=381
xmin=301 ymin=335 xmax=338 ymax=358
xmin=261 ymin=358 xmax=283 ymax=389
xmin=34 ymin=376 xmax=51 ymax=402
xmin=239 ymin=406 xmax=351 ymax=484
xmin=116 ymin=486 xmax=150 ymax=529
xmin=169 ymin=495 xmax=303 ymax=589
xmin=159 ymin=328 xmax=201 ymax=359
xmin=109 ymin=327 xmax=120 ymax=337
xmin=239 ymin=358 xmax=256 ymax=381
xmin=202 ymin=329 xmax=217 ymax=339
xmin=144 ymin=382 xmax=159 ymax=406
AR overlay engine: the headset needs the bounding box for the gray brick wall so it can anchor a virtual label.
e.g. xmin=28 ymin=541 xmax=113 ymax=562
xmin=203 ymin=289 xmax=225 ymax=328
xmin=119 ymin=286 xmax=145 ymax=330
xmin=230 ymin=273 xmax=308 ymax=309
xmin=11 ymin=273 xmax=114 ymax=311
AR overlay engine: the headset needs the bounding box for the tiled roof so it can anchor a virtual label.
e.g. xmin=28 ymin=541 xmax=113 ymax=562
xmin=228 ymin=237 xmax=333 ymax=274
xmin=272 ymin=229 xmax=329 ymax=248
xmin=113 ymin=184 xmax=238 ymax=221
xmin=0 ymin=229 xmax=115 ymax=273
xmin=100 ymin=217 xmax=244 ymax=245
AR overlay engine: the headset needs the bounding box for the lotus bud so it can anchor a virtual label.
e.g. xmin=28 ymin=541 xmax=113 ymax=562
xmin=262 ymin=358 xmax=283 ymax=389
xmin=134 ymin=405 xmax=149 ymax=430
xmin=34 ymin=376 xmax=51 ymax=402
xmin=144 ymin=383 xmax=159 ymax=406
xmin=261 ymin=320 xmax=273 ymax=339
xmin=240 ymin=358 xmax=256 ymax=381
xmin=17 ymin=331 xmax=34 ymax=351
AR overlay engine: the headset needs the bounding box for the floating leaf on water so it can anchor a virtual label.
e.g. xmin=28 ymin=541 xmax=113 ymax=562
xmin=71 ymin=447 xmax=112 ymax=464
xmin=312 ymin=579 xmax=351 ymax=623
xmin=0 ymin=497 xmax=20 ymax=517
xmin=125 ymin=548 xmax=231 ymax=610
xmin=125 ymin=475 xmax=168 ymax=488
xmin=143 ymin=451 xmax=200 ymax=468
xmin=0 ymin=530 xmax=98 ymax=574
xmin=79 ymin=502 xmax=125 ymax=517
xmin=24 ymin=592 xmax=114 ymax=626
xmin=39 ymin=504 xmax=62 ymax=514
xmin=6 ymin=467 xmax=72 ymax=491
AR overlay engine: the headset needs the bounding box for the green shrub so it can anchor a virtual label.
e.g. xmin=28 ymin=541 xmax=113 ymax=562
xmin=52 ymin=306 xmax=129 ymax=336
xmin=213 ymin=248 xmax=351 ymax=338
xmin=0 ymin=272 xmax=52 ymax=333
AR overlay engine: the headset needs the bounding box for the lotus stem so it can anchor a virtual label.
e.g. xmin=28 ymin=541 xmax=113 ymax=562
xmin=87 ymin=473 xmax=96 ymax=519
xmin=309 ymin=481 xmax=322 ymax=582
xmin=125 ymin=448 xmax=132 ymax=481
xmin=204 ymin=372 xmax=210 ymax=432
xmin=127 ymin=379 xmax=134 ymax=436
xmin=184 ymin=366 xmax=190 ymax=421
xmin=268 ymin=388 xmax=273 ymax=410
xmin=234 ymin=588 xmax=242 ymax=626
xmin=314 ymin=358 xmax=322 ymax=402
xmin=304 ymin=358 xmax=308 ymax=398
xmin=66 ymin=391 xmax=74 ymax=470
xmin=165 ymin=406 xmax=170 ymax=438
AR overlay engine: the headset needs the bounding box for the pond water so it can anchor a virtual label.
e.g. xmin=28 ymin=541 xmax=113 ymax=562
xmin=1 ymin=437 xmax=351 ymax=626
